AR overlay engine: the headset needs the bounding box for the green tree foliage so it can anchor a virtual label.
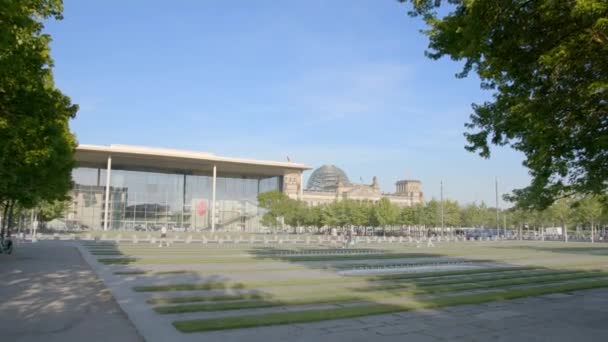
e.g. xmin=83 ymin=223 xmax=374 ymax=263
xmin=0 ymin=0 xmax=78 ymax=232
xmin=303 ymin=205 xmax=323 ymax=230
xmin=349 ymin=200 xmax=371 ymax=228
xmin=422 ymin=199 xmax=440 ymax=227
xmin=443 ymin=199 xmax=461 ymax=227
xmin=399 ymin=0 xmax=608 ymax=209
xmin=574 ymin=195 xmax=604 ymax=241
xmin=478 ymin=202 xmax=497 ymax=228
xmin=257 ymin=191 xmax=292 ymax=228
xmin=320 ymin=202 xmax=339 ymax=228
xmin=38 ymin=198 xmax=70 ymax=222
xmin=256 ymin=191 xmax=605 ymax=241
xmin=460 ymin=203 xmax=482 ymax=227
xmin=373 ymin=198 xmax=398 ymax=228
xmin=398 ymin=205 xmax=416 ymax=226
xmin=549 ymin=198 xmax=574 ymax=241
xmin=507 ymin=207 xmax=531 ymax=239
xmin=410 ymin=203 xmax=425 ymax=226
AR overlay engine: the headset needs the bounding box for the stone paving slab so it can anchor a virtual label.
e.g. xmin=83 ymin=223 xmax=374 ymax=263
xmin=0 ymin=241 xmax=143 ymax=342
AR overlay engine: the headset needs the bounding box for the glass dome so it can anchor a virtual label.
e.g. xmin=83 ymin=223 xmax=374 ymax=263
xmin=306 ymin=165 xmax=351 ymax=191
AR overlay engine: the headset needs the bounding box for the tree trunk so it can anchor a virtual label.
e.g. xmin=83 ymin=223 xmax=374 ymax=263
xmin=6 ymin=200 xmax=15 ymax=236
xmin=564 ymin=223 xmax=568 ymax=243
xmin=591 ymin=221 xmax=594 ymax=243
xmin=519 ymin=224 xmax=522 ymax=241
xmin=541 ymin=224 xmax=545 ymax=241
xmin=1 ymin=201 xmax=8 ymax=236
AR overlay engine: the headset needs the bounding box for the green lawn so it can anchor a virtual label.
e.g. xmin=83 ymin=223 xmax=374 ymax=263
xmin=97 ymin=252 xmax=449 ymax=265
xmin=173 ymin=279 xmax=608 ymax=332
xmin=87 ymin=240 xmax=608 ymax=333
xmin=150 ymin=271 xmax=607 ymax=315
xmin=132 ymin=266 xmax=538 ymax=292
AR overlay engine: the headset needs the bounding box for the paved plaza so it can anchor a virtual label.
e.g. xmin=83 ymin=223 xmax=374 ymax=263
xmin=0 ymin=241 xmax=143 ymax=342
xmin=1 ymin=238 xmax=607 ymax=341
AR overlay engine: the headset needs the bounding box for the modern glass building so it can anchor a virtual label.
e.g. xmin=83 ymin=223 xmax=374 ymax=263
xmin=65 ymin=145 xmax=310 ymax=232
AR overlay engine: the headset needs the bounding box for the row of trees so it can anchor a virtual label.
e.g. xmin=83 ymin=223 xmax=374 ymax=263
xmin=0 ymin=1 xmax=78 ymax=235
xmin=509 ymin=196 xmax=607 ymax=242
xmin=257 ymin=191 xmax=607 ymax=238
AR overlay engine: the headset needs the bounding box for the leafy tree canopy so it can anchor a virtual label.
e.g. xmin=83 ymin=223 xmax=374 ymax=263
xmin=0 ymin=0 xmax=78 ymax=212
xmin=38 ymin=198 xmax=71 ymax=222
xmin=399 ymin=0 xmax=608 ymax=209
xmin=373 ymin=198 xmax=399 ymax=227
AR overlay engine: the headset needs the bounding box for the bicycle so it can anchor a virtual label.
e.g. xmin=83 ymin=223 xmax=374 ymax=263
xmin=0 ymin=234 xmax=13 ymax=255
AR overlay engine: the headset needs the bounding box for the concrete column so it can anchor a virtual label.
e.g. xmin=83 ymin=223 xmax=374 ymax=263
xmin=103 ymin=155 xmax=112 ymax=231
xmin=211 ymin=164 xmax=217 ymax=232
xmin=299 ymin=173 xmax=304 ymax=200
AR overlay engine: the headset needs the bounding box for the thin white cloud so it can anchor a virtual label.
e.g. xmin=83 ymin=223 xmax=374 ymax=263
xmin=283 ymin=62 xmax=415 ymax=126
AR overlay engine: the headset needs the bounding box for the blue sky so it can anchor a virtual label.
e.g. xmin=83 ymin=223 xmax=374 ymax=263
xmin=45 ymin=0 xmax=530 ymax=206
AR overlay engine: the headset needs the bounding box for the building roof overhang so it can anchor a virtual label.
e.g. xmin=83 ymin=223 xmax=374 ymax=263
xmin=76 ymin=144 xmax=312 ymax=176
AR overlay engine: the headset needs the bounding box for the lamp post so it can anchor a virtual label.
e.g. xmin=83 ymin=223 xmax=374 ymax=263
xmin=495 ymin=178 xmax=500 ymax=237
xmin=440 ymin=180 xmax=444 ymax=236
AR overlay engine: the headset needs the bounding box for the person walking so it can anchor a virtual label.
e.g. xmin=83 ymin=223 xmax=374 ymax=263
xmin=159 ymin=225 xmax=168 ymax=247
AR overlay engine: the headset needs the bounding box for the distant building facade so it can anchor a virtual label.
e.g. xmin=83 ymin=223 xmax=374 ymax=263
xmin=64 ymin=144 xmax=310 ymax=232
xmin=301 ymin=165 xmax=424 ymax=207
xmin=62 ymin=145 xmax=423 ymax=232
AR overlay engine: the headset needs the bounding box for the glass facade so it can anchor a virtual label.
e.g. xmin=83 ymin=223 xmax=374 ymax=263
xmin=65 ymin=167 xmax=105 ymax=230
xmin=65 ymin=166 xmax=282 ymax=232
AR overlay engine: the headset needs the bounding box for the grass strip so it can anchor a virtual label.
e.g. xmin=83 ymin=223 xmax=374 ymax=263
xmin=118 ymin=265 xmax=534 ymax=280
xmin=156 ymin=270 xmax=195 ymax=275
xmin=92 ymin=248 xmax=383 ymax=256
xmin=135 ymin=282 xmax=246 ymax=292
xmin=114 ymin=270 xmax=196 ymax=276
xmin=92 ymin=249 xmax=385 ymax=255
xmin=134 ymin=276 xmax=360 ymax=292
xmin=147 ymin=293 xmax=269 ymax=305
xmin=98 ymin=253 xmax=446 ymax=265
xmin=154 ymin=294 xmax=364 ymax=314
xmin=358 ymin=271 xmax=606 ymax=294
xmin=172 ymin=279 xmax=608 ymax=332
xmin=115 ymin=266 xmax=308 ymax=276
xmin=173 ymin=304 xmax=403 ymax=332
xmin=416 ymin=271 xmax=607 ymax=294
xmin=272 ymin=253 xmax=436 ymax=262
xmin=99 ymin=258 xmax=138 ymax=265
xmin=413 ymin=269 xmax=573 ymax=286
xmin=114 ymin=270 xmax=147 ymax=275
xmin=330 ymin=259 xmax=491 ymax=270
xmin=361 ymin=270 xmax=583 ymax=291
xmin=368 ymin=266 xmax=537 ymax=281
xmin=132 ymin=267 xmax=539 ymax=292
xmin=152 ymin=272 xmax=606 ymax=314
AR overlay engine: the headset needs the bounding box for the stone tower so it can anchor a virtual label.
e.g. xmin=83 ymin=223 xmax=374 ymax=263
xmin=372 ymin=176 xmax=379 ymax=191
